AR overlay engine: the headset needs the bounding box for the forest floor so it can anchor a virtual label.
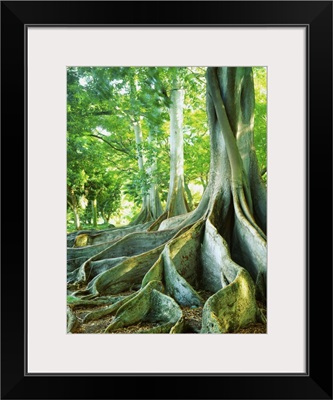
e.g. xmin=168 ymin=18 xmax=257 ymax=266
xmin=67 ymin=287 xmax=267 ymax=334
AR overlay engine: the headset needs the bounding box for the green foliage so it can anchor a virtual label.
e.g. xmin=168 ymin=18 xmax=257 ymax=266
xmin=67 ymin=132 xmax=122 ymax=229
xmin=67 ymin=66 xmax=267 ymax=229
xmin=253 ymin=67 xmax=267 ymax=177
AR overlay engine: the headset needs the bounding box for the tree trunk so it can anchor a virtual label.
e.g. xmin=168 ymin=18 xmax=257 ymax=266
xmin=147 ymin=130 xmax=163 ymax=219
xmin=204 ymin=67 xmax=267 ymax=300
xmin=67 ymin=187 xmax=82 ymax=230
xmin=184 ymin=180 xmax=193 ymax=210
xmin=91 ymin=199 xmax=98 ymax=228
xmin=101 ymin=209 xmax=108 ymax=225
xmin=73 ymin=208 xmax=81 ymax=231
xmin=131 ymin=121 xmax=153 ymax=225
xmin=199 ymin=176 xmax=207 ymax=191
xmin=134 ymin=121 xmax=145 ymax=177
xmin=165 ymin=75 xmax=189 ymax=217
xmin=132 ymin=122 xmax=164 ymax=224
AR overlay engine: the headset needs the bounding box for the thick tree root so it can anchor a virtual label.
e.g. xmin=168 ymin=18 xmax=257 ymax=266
xmin=68 ymin=215 xmax=264 ymax=333
xmin=67 ymin=242 xmax=112 ymax=272
xmin=141 ymin=220 xmax=205 ymax=305
xmin=72 ymin=222 xmax=152 ymax=247
xmin=68 ymin=214 xmax=265 ymax=334
xmin=158 ymin=211 xmax=194 ymax=231
xmin=104 ymin=280 xmax=183 ymax=333
xmin=200 ymin=217 xmax=260 ymax=332
xmin=89 ymin=229 xmax=176 ymax=259
xmin=163 ymin=246 xmax=203 ymax=307
xmin=67 ymin=229 xmax=101 ymax=247
xmin=68 ymin=295 xmax=130 ymax=310
xmin=73 ymin=244 xmax=166 ymax=297
xmin=147 ymin=212 xmax=168 ymax=231
xmin=166 ymin=219 xmax=205 ymax=286
xmin=83 ymin=292 xmax=138 ymax=323
xmin=67 ymin=306 xmax=80 ymax=333
xmin=68 ymin=256 xmax=92 ymax=275
xmin=68 ymin=256 xmax=129 ymax=285
xmin=76 ymin=222 xmax=205 ymax=332
xmin=232 ymin=192 xmax=267 ymax=300
xmin=201 ymin=268 xmax=258 ymax=333
xmin=68 ymin=229 xmax=176 ymax=284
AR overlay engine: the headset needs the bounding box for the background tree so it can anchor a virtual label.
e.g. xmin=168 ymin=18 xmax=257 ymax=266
xmin=253 ymin=67 xmax=267 ymax=181
xmin=164 ymin=68 xmax=189 ymax=216
xmin=67 ymin=133 xmax=122 ymax=230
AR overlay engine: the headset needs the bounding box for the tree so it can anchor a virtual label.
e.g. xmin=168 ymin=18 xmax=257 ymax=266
xmin=164 ymin=69 xmax=189 ymax=217
xmin=67 ymin=132 xmax=122 ymax=230
xmin=253 ymin=67 xmax=267 ymax=180
xmin=67 ymin=66 xmax=267 ymax=334
xmin=67 ymin=135 xmax=89 ymax=231
xmin=67 ymin=67 xmax=146 ymax=228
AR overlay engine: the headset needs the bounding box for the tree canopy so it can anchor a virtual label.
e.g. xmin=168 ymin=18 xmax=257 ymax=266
xmin=67 ymin=66 xmax=266 ymax=229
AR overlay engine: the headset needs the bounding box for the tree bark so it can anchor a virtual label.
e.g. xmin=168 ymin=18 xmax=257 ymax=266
xmin=205 ymin=67 xmax=267 ymax=299
xmin=147 ymin=130 xmax=163 ymax=219
xmin=67 ymin=187 xmax=82 ymax=230
xmin=73 ymin=208 xmax=81 ymax=231
xmin=131 ymin=121 xmax=153 ymax=225
xmin=92 ymin=199 xmax=98 ymax=228
xmin=184 ymin=180 xmax=193 ymax=210
xmin=165 ymin=75 xmax=189 ymax=217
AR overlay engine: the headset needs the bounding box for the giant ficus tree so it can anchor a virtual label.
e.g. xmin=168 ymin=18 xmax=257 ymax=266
xmin=67 ymin=66 xmax=267 ymax=335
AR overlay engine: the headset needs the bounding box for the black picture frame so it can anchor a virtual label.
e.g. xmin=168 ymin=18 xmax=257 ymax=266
xmin=1 ymin=1 xmax=332 ymax=399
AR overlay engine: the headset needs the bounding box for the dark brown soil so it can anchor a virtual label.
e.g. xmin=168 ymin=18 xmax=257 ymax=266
xmin=236 ymin=323 xmax=267 ymax=334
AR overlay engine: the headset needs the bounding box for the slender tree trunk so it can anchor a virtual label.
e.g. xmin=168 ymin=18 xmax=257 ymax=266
xmin=101 ymin=210 xmax=108 ymax=224
xmin=166 ymin=75 xmax=189 ymax=217
xmin=147 ymin=130 xmax=163 ymax=219
xmin=131 ymin=121 xmax=153 ymax=224
xmin=73 ymin=209 xmax=81 ymax=231
xmin=92 ymin=199 xmax=98 ymax=228
xmin=131 ymin=122 xmax=164 ymax=224
xmin=67 ymin=187 xmax=82 ymax=230
xmin=184 ymin=180 xmax=193 ymax=210
xmin=134 ymin=121 xmax=145 ymax=179
xmin=101 ymin=206 xmax=111 ymax=225
xmin=199 ymin=176 xmax=207 ymax=191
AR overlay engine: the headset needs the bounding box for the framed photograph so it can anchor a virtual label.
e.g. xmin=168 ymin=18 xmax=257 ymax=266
xmin=1 ymin=1 xmax=332 ymax=399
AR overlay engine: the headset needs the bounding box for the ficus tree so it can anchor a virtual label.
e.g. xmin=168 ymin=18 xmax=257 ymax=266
xmin=67 ymin=66 xmax=267 ymax=335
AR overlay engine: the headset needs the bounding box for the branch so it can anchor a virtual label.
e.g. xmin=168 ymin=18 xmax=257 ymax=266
xmin=89 ymin=134 xmax=134 ymax=157
xmin=187 ymin=67 xmax=206 ymax=85
xmin=92 ymin=110 xmax=114 ymax=116
xmin=105 ymin=157 xmax=137 ymax=173
xmin=261 ymin=167 xmax=267 ymax=176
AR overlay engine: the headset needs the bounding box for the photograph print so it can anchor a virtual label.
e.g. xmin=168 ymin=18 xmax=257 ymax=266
xmin=66 ymin=66 xmax=267 ymax=334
